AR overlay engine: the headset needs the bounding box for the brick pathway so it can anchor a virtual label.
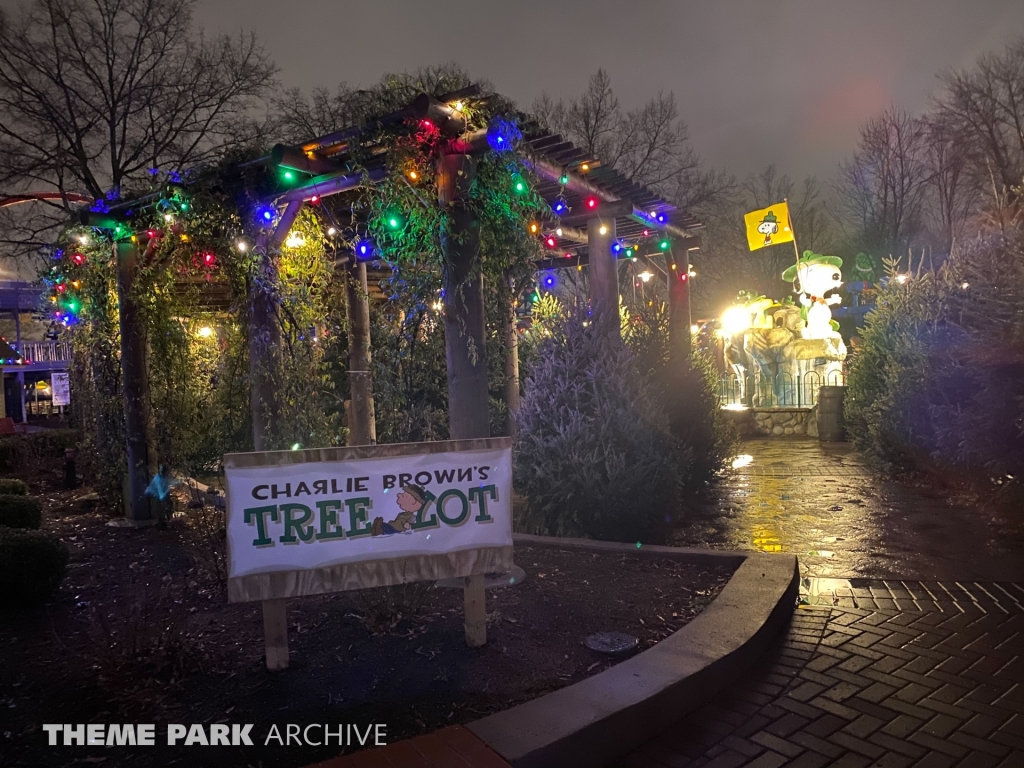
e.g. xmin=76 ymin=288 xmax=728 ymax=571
xmin=621 ymin=581 xmax=1024 ymax=768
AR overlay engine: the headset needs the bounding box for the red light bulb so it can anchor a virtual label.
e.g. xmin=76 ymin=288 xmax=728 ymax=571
xmin=586 ymin=197 xmax=598 ymax=210
xmin=72 ymin=253 xmax=84 ymax=265
xmin=546 ymin=236 xmax=556 ymax=248
xmin=203 ymin=252 xmax=216 ymax=267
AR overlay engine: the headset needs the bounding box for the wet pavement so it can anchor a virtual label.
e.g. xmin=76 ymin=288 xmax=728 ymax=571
xmin=672 ymin=438 xmax=1024 ymax=582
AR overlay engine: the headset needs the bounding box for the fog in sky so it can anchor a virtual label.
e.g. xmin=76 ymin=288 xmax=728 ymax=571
xmin=190 ymin=0 xmax=1024 ymax=184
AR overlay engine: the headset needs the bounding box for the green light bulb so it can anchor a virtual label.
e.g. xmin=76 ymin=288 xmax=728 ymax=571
xmin=559 ymin=174 xmax=569 ymax=185
xmin=283 ymin=171 xmax=294 ymax=181
xmin=660 ymin=240 xmax=670 ymax=250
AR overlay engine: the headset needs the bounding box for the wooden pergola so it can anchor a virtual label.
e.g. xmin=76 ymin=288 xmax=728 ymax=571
xmin=81 ymin=85 xmax=703 ymax=525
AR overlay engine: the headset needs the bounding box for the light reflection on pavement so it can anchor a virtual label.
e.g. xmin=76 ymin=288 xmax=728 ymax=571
xmin=672 ymin=438 xmax=1024 ymax=581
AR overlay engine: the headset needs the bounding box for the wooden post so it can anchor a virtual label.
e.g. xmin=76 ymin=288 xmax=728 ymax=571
xmin=249 ymin=201 xmax=303 ymax=452
xmin=438 ymin=152 xmax=489 ymax=647
xmin=262 ymin=598 xmax=289 ymax=671
xmin=665 ymin=248 xmax=694 ymax=367
xmin=587 ymin=215 xmax=618 ymax=332
xmin=115 ymin=241 xmax=153 ymax=525
xmin=249 ymin=200 xmax=303 ymax=670
xmin=345 ymin=261 xmax=376 ymax=445
xmin=503 ymin=279 xmax=520 ymax=436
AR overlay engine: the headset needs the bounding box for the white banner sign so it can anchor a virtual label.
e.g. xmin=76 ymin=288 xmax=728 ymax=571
xmin=223 ymin=439 xmax=513 ymax=602
xmin=51 ymin=373 xmax=70 ymax=406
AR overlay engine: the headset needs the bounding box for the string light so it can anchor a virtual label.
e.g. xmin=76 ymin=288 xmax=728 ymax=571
xmin=164 ymin=214 xmax=173 ymax=223
xmin=356 ymin=239 xmax=374 ymax=258
xmin=599 ymin=225 xmax=608 ymax=235
xmin=236 ymin=241 xmax=247 ymax=252
xmin=553 ymin=199 xmax=567 ymax=215
xmin=586 ymin=197 xmax=599 ymax=210
xmin=555 ymin=228 xmax=563 ymax=236
xmin=545 ymin=236 xmax=557 ymax=248
xmin=77 ymin=235 xmax=89 ymax=245
xmin=559 ymin=173 xmax=569 ymax=185
xmin=327 ymin=227 xmax=337 ymax=236
xmin=581 ymin=163 xmax=590 ymax=172
xmin=529 ymin=222 xmax=539 ymax=234
xmin=659 ymin=239 xmax=670 ymax=251
xmin=202 ymin=252 xmax=216 ymax=267
xmin=71 ymin=253 xmax=85 ymax=265
xmin=285 ymin=233 xmax=304 ymax=248
xmin=310 ymin=195 xmax=320 ymax=204
xmin=408 ymin=170 xmax=418 ymax=181
xmin=639 ymin=271 xmax=653 ymax=282
xmin=197 ymin=326 xmax=214 ymax=338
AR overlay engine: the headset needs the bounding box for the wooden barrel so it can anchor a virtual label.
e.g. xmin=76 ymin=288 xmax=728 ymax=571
xmin=817 ymin=386 xmax=847 ymax=442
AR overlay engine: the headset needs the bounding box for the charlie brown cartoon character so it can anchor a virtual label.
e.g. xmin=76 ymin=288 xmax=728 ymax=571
xmin=371 ymin=484 xmax=426 ymax=536
xmin=757 ymin=210 xmax=780 ymax=246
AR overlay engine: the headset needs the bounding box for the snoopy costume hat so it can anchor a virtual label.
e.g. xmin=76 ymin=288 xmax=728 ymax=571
xmin=782 ymin=250 xmax=843 ymax=283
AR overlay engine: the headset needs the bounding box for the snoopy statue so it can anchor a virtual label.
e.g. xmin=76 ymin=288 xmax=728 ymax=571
xmin=782 ymin=251 xmax=846 ymax=378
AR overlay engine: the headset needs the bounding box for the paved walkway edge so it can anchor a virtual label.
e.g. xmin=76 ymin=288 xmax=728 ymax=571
xmin=469 ymin=537 xmax=799 ymax=768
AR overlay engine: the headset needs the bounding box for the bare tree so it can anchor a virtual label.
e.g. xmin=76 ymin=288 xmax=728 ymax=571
xmin=937 ymin=38 xmax=1024 ymax=200
xmin=920 ymin=114 xmax=980 ymax=250
xmin=0 ymin=0 xmax=277 ymax=250
xmin=830 ymin=107 xmax=930 ymax=257
xmin=532 ymin=69 xmax=731 ymax=211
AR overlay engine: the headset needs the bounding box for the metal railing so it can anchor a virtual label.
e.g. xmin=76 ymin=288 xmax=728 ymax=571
xmin=12 ymin=341 xmax=72 ymax=363
xmin=718 ymin=369 xmax=846 ymax=409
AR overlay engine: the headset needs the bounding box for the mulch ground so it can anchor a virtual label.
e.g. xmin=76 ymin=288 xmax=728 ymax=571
xmin=0 ymin=466 xmax=734 ymax=768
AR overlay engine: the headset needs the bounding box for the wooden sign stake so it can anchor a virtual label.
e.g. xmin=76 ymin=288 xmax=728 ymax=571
xmin=464 ymin=573 xmax=486 ymax=647
xmin=263 ymin=598 xmax=289 ymax=670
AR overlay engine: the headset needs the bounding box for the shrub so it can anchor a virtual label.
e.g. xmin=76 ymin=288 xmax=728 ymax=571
xmin=514 ymin=311 xmax=678 ymax=543
xmin=846 ymin=228 xmax=1024 ymax=481
xmin=0 ymin=526 xmax=69 ymax=608
xmin=30 ymin=429 xmax=79 ymax=458
xmin=0 ymin=494 xmax=42 ymax=528
xmin=0 ymin=478 xmax=28 ymax=495
xmin=0 ymin=430 xmax=80 ymax=471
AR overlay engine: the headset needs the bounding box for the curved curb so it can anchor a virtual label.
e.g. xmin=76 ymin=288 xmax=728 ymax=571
xmin=467 ymin=536 xmax=799 ymax=768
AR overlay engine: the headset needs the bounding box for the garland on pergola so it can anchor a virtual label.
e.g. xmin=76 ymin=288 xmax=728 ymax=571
xmin=45 ymin=92 xmax=551 ymax=499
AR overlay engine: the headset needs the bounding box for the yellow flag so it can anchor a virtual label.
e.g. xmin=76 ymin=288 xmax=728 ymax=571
xmin=744 ymin=201 xmax=795 ymax=251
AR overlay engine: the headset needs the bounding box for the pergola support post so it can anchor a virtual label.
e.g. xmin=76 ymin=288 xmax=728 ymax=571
xmin=115 ymin=241 xmax=153 ymax=525
xmin=250 ymin=200 xmax=303 ymax=453
xmin=438 ymin=152 xmax=488 ymax=648
xmin=249 ymin=199 xmax=302 ymax=671
xmin=587 ymin=216 xmax=618 ymax=333
xmin=666 ymin=249 xmax=694 ymax=367
xmin=503 ymin=279 xmax=520 ymax=437
xmin=345 ymin=261 xmax=376 ymax=446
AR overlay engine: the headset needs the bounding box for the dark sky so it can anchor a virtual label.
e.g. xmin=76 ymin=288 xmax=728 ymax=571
xmin=0 ymin=0 xmax=1017 ymax=185
xmin=191 ymin=0 xmax=1023 ymax=184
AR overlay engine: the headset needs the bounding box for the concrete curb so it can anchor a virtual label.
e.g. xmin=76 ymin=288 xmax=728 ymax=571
xmin=468 ymin=537 xmax=799 ymax=768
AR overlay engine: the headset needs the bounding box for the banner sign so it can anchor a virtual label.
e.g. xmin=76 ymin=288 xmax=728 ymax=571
xmin=51 ymin=372 xmax=70 ymax=406
xmin=223 ymin=438 xmax=513 ymax=603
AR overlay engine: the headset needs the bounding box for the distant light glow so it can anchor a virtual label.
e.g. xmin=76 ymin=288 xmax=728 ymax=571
xmin=236 ymin=241 xmax=247 ymax=252
xmin=328 ymin=227 xmax=337 ymax=236
xmin=690 ymin=324 xmax=699 ymax=334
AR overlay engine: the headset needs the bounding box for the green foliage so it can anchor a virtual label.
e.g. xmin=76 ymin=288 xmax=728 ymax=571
xmin=0 ymin=495 xmax=42 ymax=529
xmin=846 ymin=222 xmax=1024 ymax=480
xmin=0 ymin=479 xmax=28 ymax=495
xmin=0 ymin=526 xmax=68 ymax=608
xmin=514 ymin=312 xmax=679 ymax=543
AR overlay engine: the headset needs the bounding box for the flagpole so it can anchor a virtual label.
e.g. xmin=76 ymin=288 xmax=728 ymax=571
xmin=785 ymin=197 xmax=802 ymax=273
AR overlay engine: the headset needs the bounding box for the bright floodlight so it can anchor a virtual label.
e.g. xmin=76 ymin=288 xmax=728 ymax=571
xmin=721 ymin=306 xmax=751 ymax=336
xmin=197 ymin=326 xmax=214 ymax=338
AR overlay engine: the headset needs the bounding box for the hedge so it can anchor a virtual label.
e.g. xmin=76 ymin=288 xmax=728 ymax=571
xmin=0 ymin=478 xmax=28 ymax=495
xmin=0 ymin=526 xmax=69 ymax=608
xmin=0 ymin=494 xmax=43 ymax=529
